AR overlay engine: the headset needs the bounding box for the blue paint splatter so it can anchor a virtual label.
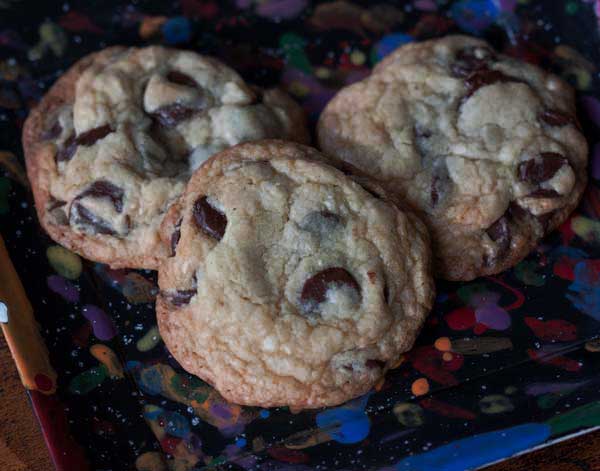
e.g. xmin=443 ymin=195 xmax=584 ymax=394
xmin=162 ymin=17 xmax=192 ymax=44
xmin=395 ymin=423 xmax=551 ymax=470
xmin=137 ymin=366 xmax=164 ymax=395
xmin=316 ymin=394 xmax=370 ymax=444
xmin=259 ymin=409 xmax=270 ymax=419
xmin=372 ymin=33 xmax=413 ymax=63
xmin=566 ymin=260 xmax=600 ymax=321
xmin=450 ymin=0 xmax=500 ymax=34
xmin=235 ymin=437 xmax=247 ymax=448
xmin=163 ymin=410 xmax=191 ymax=438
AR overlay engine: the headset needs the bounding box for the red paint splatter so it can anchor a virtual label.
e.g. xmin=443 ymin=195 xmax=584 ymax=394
xmin=473 ymin=323 xmax=488 ymax=335
xmin=445 ymin=307 xmax=475 ymax=330
xmin=58 ymin=11 xmax=104 ymax=34
xmin=267 ymin=446 xmax=310 ymax=464
xmin=29 ymin=391 xmax=90 ymax=470
xmin=181 ymin=0 xmax=219 ymax=19
xmin=527 ymin=349 xmax=583 ymax=372
xmin=524 ymin=317 xmax=577 ymax=342
xmin=486 ymin=277 xmax=524 ymax=310
xmin=558 ymin=216 xmax=577 ymax=245
xmin=34 ymin=373 xmax=54 ymax=392
xmin=554 ymin=256 xmax=576 ymax=281
xmin=160 ymin=436 xmax=182 ymax=454
xmin=409 ymin=346 xmax=464 ymax=386
xmin=419 ymin=398 xmax=476 ymax=420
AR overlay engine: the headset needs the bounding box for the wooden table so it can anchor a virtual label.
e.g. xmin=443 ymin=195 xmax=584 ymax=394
xmin=0 ymin=331 xmax=598 ymax=470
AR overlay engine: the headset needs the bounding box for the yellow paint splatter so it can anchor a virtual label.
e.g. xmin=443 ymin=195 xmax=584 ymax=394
xmin=571 ymin=216 xmax=600 ymax=242
xmin=137 ymin=325 xmax=161 ymax=352
xmin=287 ymin=81 xmax=309 ymax=97
xmin=90 ymin=344 xmax=124 ymax=379
xmin=46 ymin=245 xmax=82 ymax=280
xmin=350 ymin=50 xmax=366 ymax=65
xmin=411 ymin=377 xmax=429 ymax=396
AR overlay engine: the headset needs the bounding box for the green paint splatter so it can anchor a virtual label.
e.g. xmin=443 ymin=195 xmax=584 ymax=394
xmin=565 ymin=2 xmax=579 ymax=15
xmin=537 ymin=393 xmax=561 ymax=409
xmin=171 ymin=373 xmax=209 ymax=404
xmin=546 ymin=401 xmax=600 ymax=436
xmin=0 ymin=177 xmax=11 ymax=215
xmin=515 ymin=260 xmax=545 ymax=287
xmin=279 ymin=33 xmax=312 ymax=74
xmin=68 ymin=364 xmax=108 ymax=394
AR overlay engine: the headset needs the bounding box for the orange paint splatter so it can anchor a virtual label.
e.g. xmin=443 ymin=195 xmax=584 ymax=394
xmin=411 ymin=377 xmax=430 ymax=396
xmin=442 ymin=352 xmax=454 ymax=362
xmin=434 ymin=337 xmax=452 ymax=352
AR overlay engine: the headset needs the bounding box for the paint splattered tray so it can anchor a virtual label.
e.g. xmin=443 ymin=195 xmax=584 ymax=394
xmin=1 ymin=1 xmax=600 ymax=470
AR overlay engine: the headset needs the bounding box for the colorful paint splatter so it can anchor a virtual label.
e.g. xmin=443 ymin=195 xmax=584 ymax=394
xmin=0 ymin=1 xmax=600 ymax=470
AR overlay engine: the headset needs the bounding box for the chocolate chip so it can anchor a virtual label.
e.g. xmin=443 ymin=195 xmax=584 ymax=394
xmin=76 ymin=180 xmax=125 ymax=213
xmin=166 ymin=70 xmax=198 ymax=88
xmin=170 ymin=218 xmax=182 ymax=256
xmin=518 ymin=152 xmax=568 ymax=185
xmin=486 ymin=215 xmax=510 ymax=255
xmin=365 ymin=359 xmax=386 ymax=370
xmin=383 ymin=282 xmax=390 ymax=304
xmin=464 ymin=69 xmax=520 ymax=99
xmin=451 ymin=46 xmax=495 ymax=78
xmin=56 ymin=134 xmax=77 ymax=163
xmin=300 ymin=267 xmax=361 ymax=315
xmin=47 ymin=197 xmax=66 ymax=212
xmin=42 ymin=121 xmax=62 ymax=140
xmin=527 ymin=188 xmax=561 ymax=198
xmin=69 ymin=203 xmax=116 ymax=235
xmin=193 ymin=196 xmax=227 ymax=241
xmin=76 ymin=124 xmax=113 ymax=146
xmin=539 ymin=109 xmax=580 ymax=129
xmin=299 ymin=211 xmax=342 ymax=237
xmin=431 ymin=176 xmax=441 ymax=206
xmin=55 ymin=125 xmax=114 ymax=164
xmin=150 ymin=103 xmax=198 ymax=128
xmin=163 ymin=289 xmax=196 ymax=307
xmin=430 ymin=161 xmax=450 ymax=207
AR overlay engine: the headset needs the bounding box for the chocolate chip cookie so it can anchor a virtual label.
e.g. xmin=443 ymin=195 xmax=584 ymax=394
xmin=23 ymin=46 xmax=308 ymax=269
xmin=157 ymin=140 xmax=434 ymax=408
xmin=318 ymin=35 xmax=588 ymax=280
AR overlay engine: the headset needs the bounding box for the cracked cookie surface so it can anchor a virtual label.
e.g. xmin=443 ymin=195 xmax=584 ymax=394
xmin=23 ymin=46 xmax=308 ymax=269
xmin=157 ymin=140 xmax=434 ymax=408
xmin=318 ymin=35 xmax=588 ymax=280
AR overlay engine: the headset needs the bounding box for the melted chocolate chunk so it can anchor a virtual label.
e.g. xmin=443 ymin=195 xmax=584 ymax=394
xmin=527 ymin=188 xmax=561 ymax=198
xmin=383 ymin=282 xmax=390 ymax=304
xmin=518 ymin=153 xmax=568 ymax=185
xmin=76 ymin=124 xmax=113 ymax=146
xmin=166 ymin=70 xmax=198 ymax=88
xmin=451 ymin=46 xmax=496 ymax=78
xmin=47 ymin=198 xmax=66 ymax=212
xmin=69 ymin=203 xmax=116 ymax=235
xmin=163 ymin=289 xmax=196 ymax=307
xmin=42 ymin=121 xmax=63 ymax=140
xmin=365 ymin=359 xmax=386 ymax=370
xmin=56 ymin=134 xmax=77 ymax=163
xmin=540 ymin=109 xmax=579 ymax=129
xmin=193 ymin=196 xmax=227 ymax=241
xmin=76 ymin=180 xmax=125 ymax=213
xmin=464 ymin=69 xmax=521 ymax=99
xmin=414 ymin=125 xmax=432 ymax=139
xmin=56 ymin=125 xmax=114 ymax=164
xmin=431 ymin=175 xmax=441 ymax=206
xmin=486 ymin=215 xmax=510 ymax=255
xmin=300 ymin=267 xmax=361 ymax=315
xmin=170 ymin=218 xmax=183 ymax=256
xmin=150 ymin=103 xmax=198 ymax=128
